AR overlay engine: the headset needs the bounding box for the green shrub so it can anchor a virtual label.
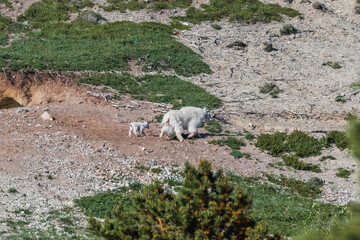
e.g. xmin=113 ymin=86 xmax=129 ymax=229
xmin=230 ymin=150 xmax=243 ymax=158
xmin=6 ymin=22 xmax=30 ymax=33
xmin=322 ymin=61 xmax=342 ymax=69
xmin=325 ymin=131 xmax=349 ymax=150
xmin=255 ymin=132 xmax=288 ymax=156
xmin=154 ymin=114 xmax=164 ymax=123
xmin=344 ymin=112 xmax=358 ymax=122
xmin=335 ymin=168 xmax=352 ymax=179
xmin=174 ymin=0 xmax=301 ymax=24
xmin=8 ymin=188 xmax=18 ymax=193
xmin=259 ymin=83 xmax=281 ymax=98
xmin=204 ymin=120 xmax=222 ymax=133
xmin=281 ymin=155 xmax=321 ymax=172
xmin=280 ymin=24 xmax=297 ymax=35
xmin=80 ymin=73 xmax=221 ymax=109
xmin=88 ymin=159 xmax=281 ymax=240
xmin=0 ymin=21 xmax=211 ymax=77
xmin=265 ymin=174 xmax=324 ymax=199
xmin=209 ymin=136 xmax=244 ymax=149
xmin=255 ymin=130 xmax=340 ymax=158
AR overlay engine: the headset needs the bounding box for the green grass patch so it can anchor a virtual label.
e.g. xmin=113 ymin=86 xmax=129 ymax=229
xmin=23 ymin=0 xmax=95 ymax=28
xmin=230 ymin=149 xmax=243 ymax=158
xmin=265 ymin=174 xmax=324 ymax=199
xmin=204 ymin=120 xmax=222 ymax=133
xmin=209 ymin=136 xmax=244 ymax=149
xmin=174 ymin=0 xmax=301 ymax=24
xmin=336 ymin=168 xmax=353 ymax=179
xmin=74 ymin=192 xmax=131 ymax=218
xmin=8 ymin=188 xmax=18 ymax=193
xmin=281 ymin=154 xmax=321 ymax=172
xmin=103 ymin=0 xmax=192 ymax=12
xmin=228 ymin=173 xmax=350 ymax=236
xmin=0 ymin=0 xmax=12 ymax=8
xmin=0 ymin=21 xmax=210 ymax=76
xmin=0 ymin=13 xmax=11 ymax=30
xmin=80 ymin=73 xmax=221 ymax=109
xmin=245 ymin=133 xmax=255 ymax=141
xmin=255 ymin=130 xmax=348 ymax=158
xmin=0 ymin=32 xmax=8 ymax=45
xmin=135 ymin=164 xmax=150 ymax=172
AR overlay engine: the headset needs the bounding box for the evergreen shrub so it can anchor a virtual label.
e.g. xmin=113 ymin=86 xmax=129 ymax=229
xmin=89 ymin=159 xmax=282 ymax=239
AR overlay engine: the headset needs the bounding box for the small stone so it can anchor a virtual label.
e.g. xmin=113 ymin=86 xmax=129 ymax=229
xmin=41 ymin=111 xmax=54 ymax=121
xmin=312 ymin=2 xmax=327 ymax=11
xmin=16 ymin=108 xmax=29 ymax=114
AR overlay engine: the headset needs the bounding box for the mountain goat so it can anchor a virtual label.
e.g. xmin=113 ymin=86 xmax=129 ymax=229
xmin=160 ymin=107 xmax=211 ymax=142
xmin=129 ymin=121 xmax=149 ymax=137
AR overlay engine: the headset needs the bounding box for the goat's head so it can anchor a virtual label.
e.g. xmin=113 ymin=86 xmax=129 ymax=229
xmin=203 ymin=107 xmax=211 ymax=122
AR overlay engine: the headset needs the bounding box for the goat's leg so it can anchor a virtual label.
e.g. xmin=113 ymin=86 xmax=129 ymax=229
xmin=129 ymin=126 xmax=133 ymax=137
xmin=187 ymin=132 xmax=198 ymax=139
xmin=159 ymin=129 xmax=164 ymax=138
xmin=176 ymin=133 xmax=184 ymax=142
xmin=140 ymin=126 xmax=146 ymax=136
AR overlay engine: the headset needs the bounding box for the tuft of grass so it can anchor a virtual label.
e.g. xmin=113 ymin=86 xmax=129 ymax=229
xmin=263 ymin=41 xmax=274 ymax=52
xmin=245 ymin=133 xmax=255 ymax=141
xmin=230 ymin=150 xmax=243 ymax=158
xmin=0 ymin=12 xmax=11 ymax=31
xmin=204 ymin=120 xmax=223 ymax=133
xmin=154 ymin=114 xmax=164 ymax=123
xmin=128 ymin=181 xmax=143 ymax=191
xmin=259 ymin=83 xmax=281 ymax=98
xmin=151 ymin=167 xmax=162 ymax=174
xmin=0 ymin=21 xmax=210 ymax=77
xmin=211 ymin=23 xmax=222 ymax=30
xmin=335 ymin=95 xmax=347 ymax=103
xmin=6 ymin=22 xmax=31 ymax=34
xmin=281 ymin=154 xmax=321 ymax=172
xmin=47 ymin=174 xmax=54 ymax=180
xmin=80 ymin=73 xmax=221 ymax=109
xmin=226 ymin=40 xmax=247 ymax=50
xmin=265 ymin=174 xmax=324 ymax=199
xmin=322 ymin=61 xmax=342 ymax=69
xmin=8 ymin=188 xmax=18 ymax=193
xmin=174 ymin=0 xmax=301 ymax=24
xmin=335 ymin=168 xmax=353 ymax=179
xmin=319 ymin=155 xmax=336 ymax=161
xmin=135 ymin=164 xmax=150 ymax=172
xmin=280 ymin=24 xmax=297 ymax=35
xmin=209 ymin=136 xmax=245 ymax=149
xmin=14 ymin=208 xmax=33 ymax=215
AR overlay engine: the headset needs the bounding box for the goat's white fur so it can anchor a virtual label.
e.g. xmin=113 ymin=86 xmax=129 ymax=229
xmin=160 ymin=107 xmax=210 ymax=142
xmin=129 ymin=121 xmax=149 ymax=137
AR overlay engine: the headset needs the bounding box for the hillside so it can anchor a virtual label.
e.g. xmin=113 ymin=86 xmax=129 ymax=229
xmin=0 ymin=0 xmax=359 ymax=238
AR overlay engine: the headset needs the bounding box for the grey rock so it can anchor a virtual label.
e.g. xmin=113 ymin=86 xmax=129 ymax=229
xmin=16 ymin=108 xmax=29 ymax=114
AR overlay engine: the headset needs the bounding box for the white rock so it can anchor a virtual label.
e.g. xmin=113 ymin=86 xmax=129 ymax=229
xmin=41 ymin=111 xmax=54 ymax=121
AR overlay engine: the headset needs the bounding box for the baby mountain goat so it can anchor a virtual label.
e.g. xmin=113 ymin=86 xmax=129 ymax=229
xmin=129 ymin=121 xmax=149 ymax=137
xmin=160 ymin=107 xmax=211 ymax=142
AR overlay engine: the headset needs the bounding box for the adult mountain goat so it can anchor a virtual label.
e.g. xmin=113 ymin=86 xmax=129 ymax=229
xmin=160 ymin=107 xmax=211 ymax=142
